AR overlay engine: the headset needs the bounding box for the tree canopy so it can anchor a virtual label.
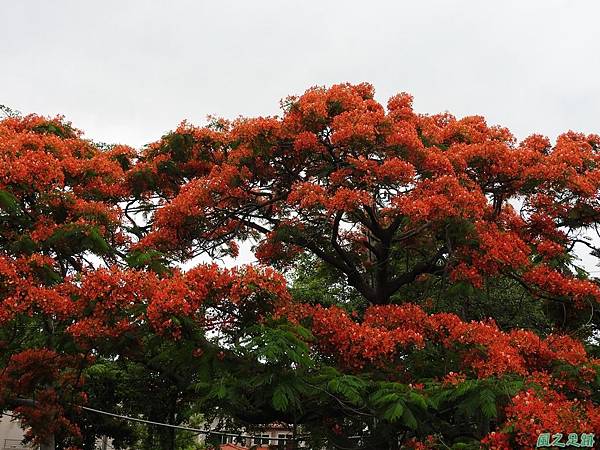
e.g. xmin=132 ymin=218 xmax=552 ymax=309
xmin=1 ymin=84 xmax=600 ymax=449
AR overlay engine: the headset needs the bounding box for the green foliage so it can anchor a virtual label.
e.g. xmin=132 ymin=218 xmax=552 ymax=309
xmin=271 ymin=379 xmax=302 ymax=411
xmin=428 ymin=377 xmax=524 ymax=438
xmin=0 ymin=189 xmax=19 ymax=213
xmin=129 ymin=167 xmax=159 ymax=196
xmin=81 ymin=342 xmax=214 ymax=450
xmin=32 ymin=120 xmax=73 ymax=138
xmin=369 ymin=383 xmax=428 ymax=429
xmin=163 ymin=132 xmax=195 ymax=163
xmin=42 ymin=224 xmax=111 ymax=256
xmin=244 ymin=321 xmax=314 ymax=367
xmin=392 ymin=273 xmax=553 ymax=333
xmin=327 ymin=374 xmax=367 ymax=407
xmin=289 ymin=253 xmax=365 ymax=310
xmin=126 ymin=249 xmax=171 ymax=274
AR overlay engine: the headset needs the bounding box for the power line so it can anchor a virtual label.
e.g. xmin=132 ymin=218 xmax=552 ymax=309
xmin=7 ymin=401 xmax=366 ymax=444
xmin=80 ymin=405 xmax=305 ymax=442
xmin=82 ymin=406 xmax=367 ymax=444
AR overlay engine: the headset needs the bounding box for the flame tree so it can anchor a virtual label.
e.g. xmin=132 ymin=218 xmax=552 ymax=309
xmin=1 ymin=84 xmax=600 ymax=449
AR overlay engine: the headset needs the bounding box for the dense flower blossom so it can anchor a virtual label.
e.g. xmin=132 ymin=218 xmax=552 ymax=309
xmin=277 ymin=302 xmax=594 ymax=378
xmin=3 ymin=84 xmax=600 ymax=448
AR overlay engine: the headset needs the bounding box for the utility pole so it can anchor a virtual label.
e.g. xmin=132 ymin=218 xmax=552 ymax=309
xmin=40 ymin=435 xmax=55 ymax=450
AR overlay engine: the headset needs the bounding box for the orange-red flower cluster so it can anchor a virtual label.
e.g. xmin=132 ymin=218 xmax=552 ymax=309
xmin=278 ymin=302 xmax=595 ymax=379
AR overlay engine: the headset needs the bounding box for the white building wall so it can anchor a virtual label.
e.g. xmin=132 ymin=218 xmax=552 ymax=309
xmin=0 ymin=414 xmax=34 ymax=449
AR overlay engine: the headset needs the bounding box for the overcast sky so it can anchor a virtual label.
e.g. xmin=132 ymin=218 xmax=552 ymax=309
xmin=2 ymin=0 xmax=599 ymax=148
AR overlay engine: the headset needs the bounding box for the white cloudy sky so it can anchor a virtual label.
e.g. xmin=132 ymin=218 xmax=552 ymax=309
xmin=2 ymin=0 xmax=599 ymax=148
xmin=2 ymin=0 xmax=600 ymax=271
